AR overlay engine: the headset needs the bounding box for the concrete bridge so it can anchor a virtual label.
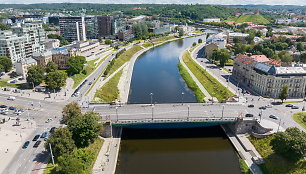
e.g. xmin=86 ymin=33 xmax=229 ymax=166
xmin=86 ymin=103 xmax=246 ymax=128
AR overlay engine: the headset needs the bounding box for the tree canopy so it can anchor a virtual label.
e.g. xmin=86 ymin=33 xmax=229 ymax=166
xmin=0 ymin=56 xmax=12 ymax=72
xmin=26 ymin=65 xmax=45 ymax=87
xmin=47 ymin=34 xmax=69 ymax=46
xmin=62 ymin=102 xmax=82 ymax=125
xmin=45 ymin=61 xmax=58 ymax=73
xmin=69 ymin=112 xmax=102 ymax=148
xmin=270 ymin=127 xmax=306 ymax=161
xmin=67 ymin=56 xmax=86 ymax=75
xmin=45 ymin=70 xmax=67 ymax=90
xmin=211 ymin=49 xmax=230 ymax=67
xmin=279 ymin=85 xmax=288 ymax=103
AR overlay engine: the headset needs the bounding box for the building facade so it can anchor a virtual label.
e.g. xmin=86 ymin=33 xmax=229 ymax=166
xmin=232 ymin=54 xmax=306 ymax=98
xmin=0 ymin=22 xmax=45 ymax=64
xmin=15 ymin=57 xmax=37 ymax=77
xmin=97 ymin=16 xmax=114 ymax=37
xmin=59 ymin=16 xmax=87 ymax=42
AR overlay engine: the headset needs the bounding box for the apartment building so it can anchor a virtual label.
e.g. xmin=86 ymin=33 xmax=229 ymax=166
xmin=15 ymin=57 xmax=37 ymax=78
xmin=0 ymin=22 xmax=45 ymax=64
xmin=232 ymin=54 xmax=306 ymax=98
xmin=59 ymin=16 xmax=87 ymax=42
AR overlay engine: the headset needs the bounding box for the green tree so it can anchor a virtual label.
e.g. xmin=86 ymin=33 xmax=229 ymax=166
xmin=270 ymin=127 xmax=306 ymax=161
xmin=47 ymin=34 xmax=69 ymax=46
xmin=45 ymin=127 xmax=76 ymax=161
xmin=296 ymin=42 xmax=304 ymax=52
xmin=212 ymin=49 xmax=230 ymax=67
xmin=198 ymin=39 xmax=202 ymax=43
xmin=245 ymin=34 xmax=255 ymax=44
xmin=45 ymin=61 xmax=58 ymax=73
xmin=278 ymin=50 xmax=293 ymax=63
xmin=192 ymin=42 xmax=196 ymax=47
xmin=262 ymin=48 xmax=274 ymax=58
xmin=104 ymin=39 xmax=112 ymax=45
xmin=26 ymin=65 xmax=45 ymax=87
xmin=67 ymin=56 xmax=86 ymax=74
xmin=69 ymin=112 xmax=102 ymax=148
xmin=45 ymin=70 xmax=67 ymax=90
xmin=279 ymin=85 xmax=288 ymax=103
xmin=57 ymin=153 xmax=84 ymax=174
xmin=0 ymin=22 xmax=10 ymax=30
xmin=300 ymin=52 xmax=306 ymax=63
xmin=232 ymin=43 xmax=246 ymax=55
xmin=233 ymin=37 xmax=239 ymax=43
xmin=62 ymin=102 xmax=82 ymax=125
xmin=0 ymin=64 xmax=4 ymax=72
xmin=178 ymin=28 xmax=184 ymax=37
xmin=0 ymin=56 xmax=12 ymax=72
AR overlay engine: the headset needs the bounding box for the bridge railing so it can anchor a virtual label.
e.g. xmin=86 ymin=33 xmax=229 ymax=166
xmin=101 ymin=116 xmax=238 ymax=124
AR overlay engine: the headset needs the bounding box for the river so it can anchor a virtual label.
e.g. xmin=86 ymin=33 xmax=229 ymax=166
xmin=116 ymin=36 xmax=240 ymax=174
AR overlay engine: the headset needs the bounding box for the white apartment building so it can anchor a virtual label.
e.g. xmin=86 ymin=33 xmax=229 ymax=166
xmin=0 ymin=23 xmax=45 ymax=64
xmin=203 ymin=18 xmax=221 ymax=23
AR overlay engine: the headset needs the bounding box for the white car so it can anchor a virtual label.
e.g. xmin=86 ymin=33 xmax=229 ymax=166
xmin=45 ymin=118 xmax=53 ymax=123
xmin=14 ymin=110 xmax=22 ymax=115
xmin=7 ymin=96 xmax=16 ymax=101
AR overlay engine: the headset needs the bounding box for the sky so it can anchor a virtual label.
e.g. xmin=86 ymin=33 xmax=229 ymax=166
xmin=1 ymin=0 xmax=306 ymax=5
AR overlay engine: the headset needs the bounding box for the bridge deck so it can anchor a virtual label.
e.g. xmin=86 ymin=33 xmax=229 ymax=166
xmin=87 ymin=103 xmax=244 ymax=124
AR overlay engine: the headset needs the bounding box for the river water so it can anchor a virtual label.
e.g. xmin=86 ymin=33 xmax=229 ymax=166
xmin=116 ymin=36 xmax=240 ymax=174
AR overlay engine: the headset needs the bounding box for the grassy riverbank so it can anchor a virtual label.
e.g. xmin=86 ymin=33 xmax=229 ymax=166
xmin=178 ymin=63 xmax=205 ymax=103
xmin=104 ymin=45 xmax=142 ymax=78
xmin=239 ymin=159 xmax=251 ymax=174
xmin=94 ymin=70 xmax=123 ymax=103
xmin=182 ymin=51 xmax=233 ymax=102
xmin=142 ymin=35 xmax=176 ymax=48
xmin=248 ymin=135 xmax=306 ymax=174
xmin=292 ymin=112 xmax=306 ymax=129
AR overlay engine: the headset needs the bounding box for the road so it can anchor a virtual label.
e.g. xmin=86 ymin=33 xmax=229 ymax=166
xmin=1 ymin=93 xmax=62 ymax=174
xmin=88 ymin=99 xmax=305 ymax=130
xmin=70 ymin=45 xmax=134 ymax=102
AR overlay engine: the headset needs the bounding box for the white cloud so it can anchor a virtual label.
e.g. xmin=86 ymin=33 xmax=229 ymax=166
xmin=0 ymin=0 xmax=305 ymax=5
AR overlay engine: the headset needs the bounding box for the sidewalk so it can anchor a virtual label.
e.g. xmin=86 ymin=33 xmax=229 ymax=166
xmin=0 ymin=77 xmax=74 ymax=103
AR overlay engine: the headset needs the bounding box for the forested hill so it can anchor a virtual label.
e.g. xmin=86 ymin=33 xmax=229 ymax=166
xmin=0 ymin=3 xmax=248 ymax=20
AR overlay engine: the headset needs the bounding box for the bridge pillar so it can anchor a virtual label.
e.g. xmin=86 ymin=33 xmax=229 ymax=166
xmin=101 ymin=120 xmax=112 ymax=138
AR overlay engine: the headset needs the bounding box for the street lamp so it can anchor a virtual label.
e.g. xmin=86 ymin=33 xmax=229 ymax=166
xmin=277 ymin=118 xmax=282 ymax=132
xmin=115 ymin=106 xmax=118 ymax=121
xmin=181 ymin=92 xmax=185 ymax=105
xmin=259 ymin=109 xmax=263 ymax=123
xmin=221 ymin=105 xmax=225 ymax=119
xmin=187 ymin=105 xmax=190 ymax=121
xmin=150 ymin=93 xmax=154 ymax=106
xmin=151 ymin=105 xmax=154 ymax=120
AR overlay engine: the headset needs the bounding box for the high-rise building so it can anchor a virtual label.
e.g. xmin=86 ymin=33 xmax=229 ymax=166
xmin=0 ymin=22 xmax=46 ymax=64
xmin=59 ymin=16 xmax=87 ymax=42
xmin=85 ymin=16 xmax=98 ymax=39
xmin=97 ymin=16 xmax=114 ymax=37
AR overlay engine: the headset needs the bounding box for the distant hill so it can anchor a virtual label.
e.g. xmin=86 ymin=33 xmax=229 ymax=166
xmin=235 ymin=14 xmax=270 ymax=24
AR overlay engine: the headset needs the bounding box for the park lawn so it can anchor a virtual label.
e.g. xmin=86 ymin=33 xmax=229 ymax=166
xmin=239 ymin=159 xmax=251 ymax=174
xmin=105 ymin=45 xmax=142 ymax=78
xmin=71 ymin=63 xmax=95 ymax=88
xmin=193 ymin=30 xmax=204 ymax=34
xmin=235 ymin=14 xmax=270 ymax=24
xmin=94 ymin=70 xmax=122 ymax=103
xmin=142 ymin=36 xmax=176 ymax=48
xmin=283 ymin=101 xmax=303 ymax=103
xmin=214 ymin=59 xmax=234 ymax=66
xmin=292 ymin=112 xmax=306 ymax=129
xmin=178 ymin=63 xmax=205 ymax=103
xmin=248 ymin=135 xmax=306 ymax=174
xmin=0 ymin=81 xmax=21 ymax=88
xmin=182 ymin=51 xmax=233 ymax=101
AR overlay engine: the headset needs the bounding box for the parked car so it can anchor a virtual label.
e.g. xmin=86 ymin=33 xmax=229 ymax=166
xmin=7 ymin=96 xmax=16 ymax=101
xmin=248 ymin=104 xmax=254 ymax=108
xmin=32 ymin=134 xmax=40 ymax=141
xmin=45 ymin=118 xmax=53 ymax=123
xmin=40 ymin=132 xmax=48 ymax=138
xmin=246 ymin=90 xmax=251 ymax=94
xmin=88 ymin=82 xmax=93 ymax=85
xmin=33 ymin=140 xmax=41 ymax=148
xmin=14 ymin=110 xmax=22 ymax=115
xmin=22 ymin=141 xmax=30 ymax=149
xmin=259 ymin=106 xmax=267 ymax=110
xmin=245 ymin=114 xmax=254 ymax=117
xmin=269 ymin=115 xmax=278 ymax=120
xmin=292 ymin=106 xmax=299 ymax=109
xmin=0 ymin=105 xmax=7 ymax=108
xmin=285 ymin=104 xmax=293 ymax=107
xmin=9 ymin=106 xmax=16 ymax=110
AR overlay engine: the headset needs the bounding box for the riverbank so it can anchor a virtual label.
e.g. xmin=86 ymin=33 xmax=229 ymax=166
xmin=181 ymin=49 xmax=233 ymax=102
